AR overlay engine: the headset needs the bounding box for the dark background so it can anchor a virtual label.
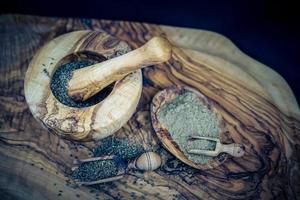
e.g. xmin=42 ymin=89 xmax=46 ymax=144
xmin=1 ymin=0 xmax=299 ymax=102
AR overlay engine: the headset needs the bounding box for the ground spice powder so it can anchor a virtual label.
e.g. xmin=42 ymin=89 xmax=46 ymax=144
xmin=157 ymin=91 xmax=220 ymax=164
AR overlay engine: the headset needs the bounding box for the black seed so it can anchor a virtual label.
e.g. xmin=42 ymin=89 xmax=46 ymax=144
xmin=43 ymin=68 xmax=50 ymax=77
xmin=71 ymin=137 xmax=145 ymax=185
xmin=71 ymin=159 xmax=118 ymax=182
xmin=93 ymin=136 xmax=145 ymax=161
xmin=50 ymin=60 xmax=113 ymax=108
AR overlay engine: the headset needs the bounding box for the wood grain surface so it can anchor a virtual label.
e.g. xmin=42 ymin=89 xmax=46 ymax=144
xmin=0 ymin=14 xmax=300 ymax=200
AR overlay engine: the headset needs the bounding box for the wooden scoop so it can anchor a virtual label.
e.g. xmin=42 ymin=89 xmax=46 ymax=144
xmin=72 ymin=152 xmax=162 ymax=185
xmin=187 ymin=136 xmax=245 ymax=157
xmin=72 ymin=155 xmax=126 ymax=186
xmin=68 ymin=37 xmax=172 ymax=101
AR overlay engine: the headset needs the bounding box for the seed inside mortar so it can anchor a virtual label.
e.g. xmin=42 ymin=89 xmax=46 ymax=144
xmin=157 ymin=91 xmax=220 ymax=164
xmin=50 ymin=60 xmax=113 ymax=108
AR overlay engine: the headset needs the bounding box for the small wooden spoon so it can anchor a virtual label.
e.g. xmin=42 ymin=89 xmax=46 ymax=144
xmin=187 ymin=136 xmax=245 ymax=157
xmin=72 ymin=155 xmax=126 ymax=186
xmin=72 ymin=152 xmax=162 ymax=185
xmin=68 ymin=37 xmax=172 ymax=101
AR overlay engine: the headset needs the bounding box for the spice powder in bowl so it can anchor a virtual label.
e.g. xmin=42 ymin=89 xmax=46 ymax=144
xmin=157 ymin=91 xmax=220 ymax=164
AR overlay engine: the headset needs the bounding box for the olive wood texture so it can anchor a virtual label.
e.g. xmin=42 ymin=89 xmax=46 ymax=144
xmin=0 ymin=14 xmax=299 ymax=200
xmin=24 ymin=30 xmax=143 ymax=141
xmin=68 ymin=36 xmax=172 ymax=101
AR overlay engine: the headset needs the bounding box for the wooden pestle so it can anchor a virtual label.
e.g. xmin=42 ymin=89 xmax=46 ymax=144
xmin=68 ymin=37 xmax=172 ymax=101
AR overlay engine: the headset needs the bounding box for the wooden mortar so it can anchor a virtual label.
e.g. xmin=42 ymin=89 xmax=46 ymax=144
xmin=24 ymin=30 xmax=143 ymax=141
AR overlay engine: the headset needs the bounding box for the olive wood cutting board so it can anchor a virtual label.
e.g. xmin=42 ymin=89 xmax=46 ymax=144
xmin=0 ymin=14 xmax=299 ymax=200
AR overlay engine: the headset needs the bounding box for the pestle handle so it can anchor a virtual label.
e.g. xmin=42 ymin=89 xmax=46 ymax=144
xmin=68 ymin=37 xmax=172 ymax=101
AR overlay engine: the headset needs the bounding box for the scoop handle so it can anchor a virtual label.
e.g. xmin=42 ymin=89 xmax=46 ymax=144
xmin=219 ymin=143 xmax=245 ymax=157
xmin=68 ymin=37 xmax=172 ymax=101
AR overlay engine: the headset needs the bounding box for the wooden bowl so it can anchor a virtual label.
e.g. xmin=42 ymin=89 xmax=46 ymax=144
xmin=151 ymin=86 xmax=228 ymax=170
xmin=24 ymin=31 xmax=142 ymax=141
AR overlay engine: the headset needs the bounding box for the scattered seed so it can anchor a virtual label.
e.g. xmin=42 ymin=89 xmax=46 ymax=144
xmin=43 ymin=68 xmax=50 ymax=77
